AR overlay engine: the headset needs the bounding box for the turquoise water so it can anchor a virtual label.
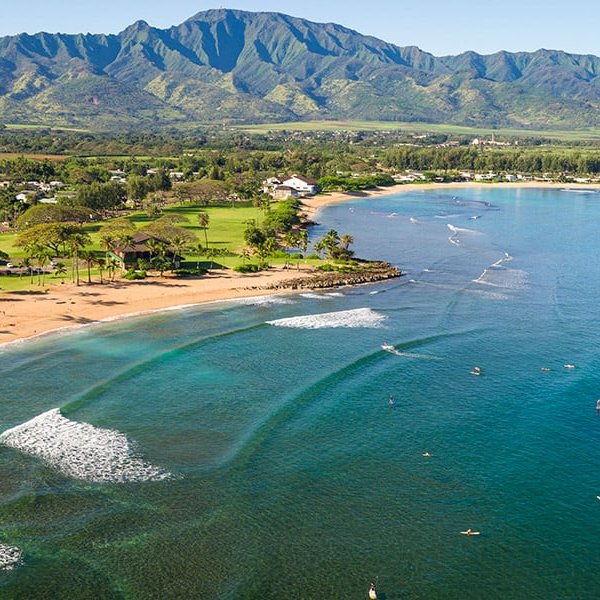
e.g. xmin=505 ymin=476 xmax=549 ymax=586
xmin=1 ymin=187 xmax=600 ymax=599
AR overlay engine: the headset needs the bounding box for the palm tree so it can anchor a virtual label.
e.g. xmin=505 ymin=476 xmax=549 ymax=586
xmin=80 ymin=250 xmax=96 ymax=284
xmin=296 ymin=230 xmax=309 ymax=270
xmin=20 ymin=257 xmax=33 ymax=283
xmin=107 ymin=258 xmax=120 ymax=282
xmin=68 ymin=233 xmax=89 ymax=286
xmin=340 ymin=234 xmax=354 ymax=251
xmin=100 ymin=233 xmax=116 ymax=265
xmin=169 ymin=235 xmax=188 ymax=268
xmin=54 ymin=261 xmax=67 ymax=283
xmin=95 ymin=256 xmax=106 ymax=284
xmin=145 ymin=237 xmax=161 ymax=261
xmin=34 ymin=246 xmax=53 ymax=286
xmin=197 ymin=212 xmax=210 ymax=250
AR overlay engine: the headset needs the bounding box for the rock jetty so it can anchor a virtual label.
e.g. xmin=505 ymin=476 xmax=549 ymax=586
xmin=247 ymin=261 xmax=401 ymax=291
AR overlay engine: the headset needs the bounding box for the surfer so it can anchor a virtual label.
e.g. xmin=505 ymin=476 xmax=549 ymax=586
xmin=541 ymin=367 xmax=551 ymax=372
xmin=471 ymin=366 xmax=481 ymax=376
xmin=596 ymin=398 xmax=600 ymax=415
xmin=388 ymin=395 xmax=395 ymax=408
xmin=369 ymin=582 xmax=377 ymax=599
xmin=423 ymin=452 xmax=431 ymax=457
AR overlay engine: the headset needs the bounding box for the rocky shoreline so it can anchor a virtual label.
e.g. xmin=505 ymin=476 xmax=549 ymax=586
xmin=247 ymin=261 xmax=401 ymax=291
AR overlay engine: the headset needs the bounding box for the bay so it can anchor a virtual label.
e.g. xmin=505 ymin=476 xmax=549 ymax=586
xmin=1 ymin=186 xmax=600 ymax=599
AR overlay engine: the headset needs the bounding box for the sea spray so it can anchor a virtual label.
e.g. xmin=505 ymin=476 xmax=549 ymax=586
xmin=267 ymin=307 xmax=386 ymax=329
xmin=0 ymin=544 xmax=23 ymax=570
xmin=0 ymin=409 xmax=172 ymax=483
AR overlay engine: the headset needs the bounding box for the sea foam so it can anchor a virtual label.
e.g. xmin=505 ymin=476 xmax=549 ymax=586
xmin=0 ymin=544 xmax=23 ymax=571
xmin=0 ymin=409 xmax=172 ymax=483
xmin=267 ymin=307 xmax=386 ymax=329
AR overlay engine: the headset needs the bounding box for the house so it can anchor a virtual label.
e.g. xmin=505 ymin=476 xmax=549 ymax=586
xmin=111 ymin=231 xmax=179 ymax=270
xmin=271 ymin=185 xmax=300 ymax=200
xmin=262 ymin=177 xmax=282 ymax=195
xmin=280 ymin=174 xmax=319 ymax=196
xmin=263 ymin=174 xmax=319 ymax=199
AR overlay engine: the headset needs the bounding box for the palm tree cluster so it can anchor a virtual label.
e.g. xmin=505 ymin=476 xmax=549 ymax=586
xmin=313 ymin=229 xmax=354 ymax=261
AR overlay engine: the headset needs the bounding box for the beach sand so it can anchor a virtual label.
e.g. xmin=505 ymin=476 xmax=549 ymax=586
xmin=1 ymin=181 xmax=596 ymax=344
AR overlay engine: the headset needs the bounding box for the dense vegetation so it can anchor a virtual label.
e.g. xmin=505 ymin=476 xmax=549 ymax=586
xmin=1 ymin=125 xmax=599 ymax=292
xmin=2 ymin=9 xmax=600 ymax=130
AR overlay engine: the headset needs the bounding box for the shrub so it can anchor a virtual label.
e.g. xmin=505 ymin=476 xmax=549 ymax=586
xmin=234 ymin=263 xmax=261 ymax=273
xmin=173 ymin=268 xmax=199 ymax=277
xmin=122 ymin=270 xmax=146 ymax=280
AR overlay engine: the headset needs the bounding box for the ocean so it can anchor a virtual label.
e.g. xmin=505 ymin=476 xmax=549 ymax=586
xmin=1 ymin=186 xmax=600 ymax=599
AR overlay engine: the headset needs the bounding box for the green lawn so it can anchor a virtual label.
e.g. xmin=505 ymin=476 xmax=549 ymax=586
xmin=0 ymin=200 xmax=316 ymax=291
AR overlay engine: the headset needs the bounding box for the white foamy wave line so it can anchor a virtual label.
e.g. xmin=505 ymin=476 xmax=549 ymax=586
xmin=299 ymin=292 xmax=334 ymax=300
xmin=267 ymin=308 xmax=386 ymax=329
xmin=560 ymin=188 xmax=599 ymax=194
xmin=491 ymin=252 xmax=513 ymax=267
xmin=0 ymin=544 xmax=23 ymax=571
xmin=447 ymin=223 xmax=481 ymax=246
xmin=0 ymin=409 xmax=172 ymax=483
xmin=473 ymin=267 xmax=528 ymax=290
xmin=232 ymin=294 xmax=295 ymax=306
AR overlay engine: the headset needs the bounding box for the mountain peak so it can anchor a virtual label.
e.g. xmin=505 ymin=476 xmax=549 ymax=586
xmin=0 ymin=9 xmax=598 ymax=131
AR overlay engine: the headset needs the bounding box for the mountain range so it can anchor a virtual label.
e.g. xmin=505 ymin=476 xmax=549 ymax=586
xmin=1 ymin=8 xmax=599 ymax=131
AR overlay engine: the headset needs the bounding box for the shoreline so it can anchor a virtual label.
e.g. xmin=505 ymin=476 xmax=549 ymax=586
xmin=2 ymin=180 xmax=597 ymax=345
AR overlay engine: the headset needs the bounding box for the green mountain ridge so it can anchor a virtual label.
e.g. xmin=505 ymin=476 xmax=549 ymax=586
xmin=1 ymin=8 xmax=599 ymax=131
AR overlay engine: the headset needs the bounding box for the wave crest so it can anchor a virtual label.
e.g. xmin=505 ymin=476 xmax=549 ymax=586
xmin=0 ymin=409 xmax=172 ymax=483
xmin=0 ymin=544 xmax=23 ymax=571
xmin=267 ymin=307 xmax=386 ymax=329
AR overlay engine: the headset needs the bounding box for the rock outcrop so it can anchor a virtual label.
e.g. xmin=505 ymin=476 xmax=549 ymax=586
xmin=247 ymin=262 xmax=401 ymax=291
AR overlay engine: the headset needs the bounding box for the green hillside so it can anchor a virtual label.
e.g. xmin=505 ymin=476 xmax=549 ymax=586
xmin=1 ymin=9 xmax=600 ymax=131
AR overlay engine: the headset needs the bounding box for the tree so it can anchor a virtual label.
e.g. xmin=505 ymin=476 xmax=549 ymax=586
xmin=80 ymin=250 xmax=96 ymax=284
xmin=197 ymin=211 xmax=210 ymax=250
xmin=68 ymin=232 xmax=91 ymax=286
xmin=169 ymin=235 xmax=188 ymax=267
xmin=54 ymin=261 xmax=67 ymax=283
xmin=15 ymin=223 xmax=84 ymax=256
xmin=151 ymin=254 xmax=171 ymax=276
xmin=95 ymin=256 xmax=106 ymax=284
xmin=340 ymin=234 xmax=354 ymax=251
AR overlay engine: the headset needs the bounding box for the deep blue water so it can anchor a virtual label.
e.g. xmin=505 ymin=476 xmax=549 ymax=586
xmin=1 ymin=186 xmax=600 ymax=599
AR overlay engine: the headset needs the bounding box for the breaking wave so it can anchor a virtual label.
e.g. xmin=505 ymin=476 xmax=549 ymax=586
xmin=0 ymin=409 xmax=172 ymax=483
xmin=472 ymin=253 xmax=528 ymax=293
xmin=447 ymin=223 xmax=482 ymax=246
xmin=0 ymin=544 xmax=23 ymax=571
xmin=232 ymin=294 xmax=295 ymax=306
xmin=267 ymin=307 xmax=386 ymax=329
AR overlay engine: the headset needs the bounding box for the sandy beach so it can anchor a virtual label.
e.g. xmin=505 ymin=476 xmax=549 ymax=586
xmin=1 ymin=181 xmax=596 ymax=344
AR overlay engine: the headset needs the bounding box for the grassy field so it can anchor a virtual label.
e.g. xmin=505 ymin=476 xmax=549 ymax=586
xmin=0 ymin=200 xmax=312 ymax=291
xmin=234 ymin=120 xmax=600 ymax=141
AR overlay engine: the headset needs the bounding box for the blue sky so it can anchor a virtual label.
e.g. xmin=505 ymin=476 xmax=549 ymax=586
xmin=1 ymin=0 xmax=598 ymax=57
